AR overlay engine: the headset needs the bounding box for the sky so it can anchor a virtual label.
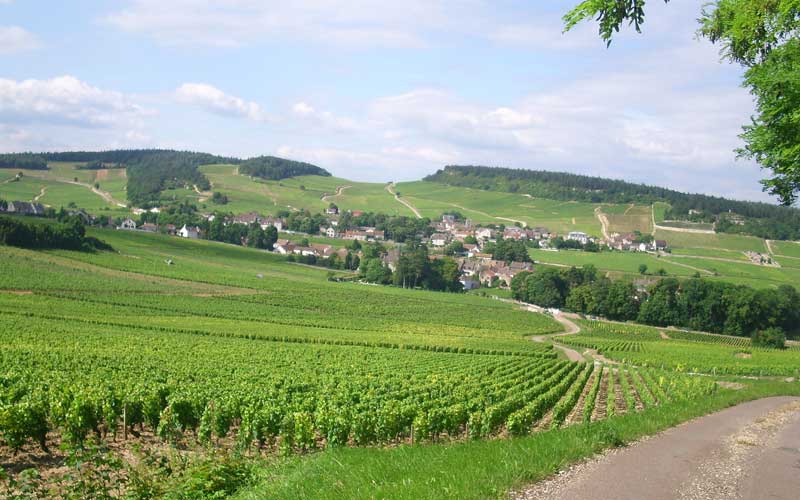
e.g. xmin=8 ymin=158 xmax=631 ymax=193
xmin=0 ymin=0 xmax=777 ymax=202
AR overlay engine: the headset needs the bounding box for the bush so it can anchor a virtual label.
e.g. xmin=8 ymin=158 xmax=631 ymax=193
xmin=751 ymin=327 xmax=786 ymax=349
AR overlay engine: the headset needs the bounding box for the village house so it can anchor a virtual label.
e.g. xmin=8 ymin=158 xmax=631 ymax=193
xmin=118 ymin=218 xmax=137 ymax=230
xmin=139 ymin=223 xmax=158 ymax=233
xmin=273 ymin=239 xmax=294 ymax=254
xmin=292 ymin=246 xmax=318 ymax=257
xmin=258 ymin=216 xmax=283 ymax=231
xmin=343 ymin=230 xmax=368 ymax=241
xmin=531 ymin=227 xmax=550 ymax=239
xmin=325 ymin=204 xmax=339 ymax=215
xmin=7 ymin=201 xmax=45 ymax=215
xmin=382 ymin=248 xmax=401 ymax=271
xmin=475 ymin=227 xmax=494 ymax=240
xmin=567 ymin=231 xmax=589 ymax=245
xmin=310 ymin=243 xmax=335 ymax=258
xmin=460 ymin=278 xmax=481 ymax=290
xmin=343 ymin=227 xmax=384 ymax=242
xmin=430 ymin=233 xmax=449 ymax=247
xmin=503 ymin=227 xmax=527 ymax=240
xmin=165 ymin=224 xmax=177 ymax=235
xmin=232 ymin=212 xmax=262 ymax=226
xmin=320 ymin=226 xmax=337 ymax=238
xmin=178 ymin=225 xmax=200 ymax=239
xmin=459 ymin=259 xmax=483 ymax=277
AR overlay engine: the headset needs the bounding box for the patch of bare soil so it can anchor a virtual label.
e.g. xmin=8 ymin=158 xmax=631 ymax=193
xmin=735 ymin=352 xmax=753 ymax=359
xmin=566 ymin=369 xmax=599 ymax=425
xmin=623 ymin=371 xmax=645 ymax=411
xmin=717 ymin=381 xmax=746 ymax=390
xmin=592 ymin=368 xmax=609 ymax=421
xmin=1 ymin=290 xmax=34 ymax=295
xmin=660 ymin=331 xmax=671 ymax=339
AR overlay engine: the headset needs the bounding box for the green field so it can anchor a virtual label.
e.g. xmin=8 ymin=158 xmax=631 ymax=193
xmin=529 ymin=247 xmax=799 ymax=288
xmin=397 ymin=181 xmax=602 ymax=234
xmin=0 ymin=162 xmax=128 ymax=215
xmin=654 ymin=229 xmax=768 ymax=253
xmin=771 ymin=240 xmax=800 ymax=259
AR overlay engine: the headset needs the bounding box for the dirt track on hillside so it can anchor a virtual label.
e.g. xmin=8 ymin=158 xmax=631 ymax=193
xmin=385 ymin=183 xmax=422 ymax=219
xmin=512 ymin=396 xmax=800 ymax=500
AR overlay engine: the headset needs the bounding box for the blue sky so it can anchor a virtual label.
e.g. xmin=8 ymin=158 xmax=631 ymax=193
xmin=0 ymin=0 xmax=776 ymax=202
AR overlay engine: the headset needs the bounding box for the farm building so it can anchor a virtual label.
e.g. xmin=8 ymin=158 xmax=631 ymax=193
xmin=178 ymin=225 xmax=200 ymax=239
xmin=118 ymin=218 xmax=137 ymax=230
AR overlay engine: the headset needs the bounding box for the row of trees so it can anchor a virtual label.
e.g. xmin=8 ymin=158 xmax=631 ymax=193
xmin=0 ymin=215 xmax=110 ymax=252
xmin=425 ymin=165 xmax=800 ymax=240
xmin=512 ymin=267 xmax=800 ymax=340
xmin=0 ymin=154 xmax=48 ymax=170
xmin=360 ymin=243 xmax=462 ymax=292
xmin=207 ymin=220 xmax=278 ymax=250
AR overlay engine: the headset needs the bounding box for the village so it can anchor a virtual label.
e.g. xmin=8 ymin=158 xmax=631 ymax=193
xmin=61 ymin=201 xmax=676 ymax=292
xmin=0 ymin=198 xmax=678 ymax=290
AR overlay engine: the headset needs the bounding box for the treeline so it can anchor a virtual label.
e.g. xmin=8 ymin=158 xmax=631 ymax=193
xmin=0 ymin=215 xmax=111 ymax=252
xmin=425 ymin=165 xmax=800 ymax=240
xmin=0 ymin=153 xmax=48 ymax=170
xmin=512 ymin=267 xmax=800 ymax=339
xmin=361 ymin=243 xmax=462 ymax=292
xmin=207 ymin=220 xmax=278 ymax=250
xmin=239 ymin=156 xmax=330 ymax=180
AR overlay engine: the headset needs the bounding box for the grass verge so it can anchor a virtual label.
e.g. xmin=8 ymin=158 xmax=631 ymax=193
xmin=234 ymin=380 xmax=800 ymax=500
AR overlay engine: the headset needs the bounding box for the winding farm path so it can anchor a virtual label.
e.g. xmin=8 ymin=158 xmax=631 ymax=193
xmin=449 ymin=202 xmax=527 ymax=227
xmin=595 ymin=207 xmax=610 ymax=240
xmin=193 ymin=184 xmax=213 ymax=202
xmin=322 ymin=185 xmax=351 ymax=203
xmin=385 ymin=183 xmax=422 ymax=219
xmin=32 ymin=186 xmax=47 ymax=203
xmin=25 ymin=172 xmax=127 ymax=207
xmin=513 ymin=397 xmax=800 ymax=500
xmin=653 ymin=222 xmax=716 ymax=234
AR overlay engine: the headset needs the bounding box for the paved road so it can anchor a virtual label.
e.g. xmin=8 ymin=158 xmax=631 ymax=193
xmin=513 ymin=396 xmax=800 ymax=500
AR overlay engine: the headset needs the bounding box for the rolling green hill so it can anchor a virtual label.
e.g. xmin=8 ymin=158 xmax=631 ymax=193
xmin=3 ymin=154 xmax=800 ymax=290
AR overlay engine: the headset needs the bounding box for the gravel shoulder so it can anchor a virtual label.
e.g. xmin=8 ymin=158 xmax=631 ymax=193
xmin=512 ymin=396 xmax=800 ymax=500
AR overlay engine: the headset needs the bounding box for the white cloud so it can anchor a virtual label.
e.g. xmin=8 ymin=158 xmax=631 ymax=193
xmin=291 ymin=101 xmax=358 ymax=132
xmin=0 ymin=75 xmax=151 ymax=128
xmin=175 ymin=83 xmax=266 ymax=121
xmin=0 ymin=76 xmax=154 ymax=153
xmin=103 ymin=0 xmax=486 ymax=48
xmin=0 ymin=26 xmax=41 ymax=54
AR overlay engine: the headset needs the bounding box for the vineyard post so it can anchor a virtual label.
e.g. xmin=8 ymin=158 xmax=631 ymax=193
xmin=123 ymin=404 xmax=127 ymax=441
xmin=410 ymin=425 xmax=414 ymax=445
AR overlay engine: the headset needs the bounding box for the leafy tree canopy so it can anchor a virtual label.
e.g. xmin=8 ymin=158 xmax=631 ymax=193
xmin=564 ymin=0 xmax=800 ymax=205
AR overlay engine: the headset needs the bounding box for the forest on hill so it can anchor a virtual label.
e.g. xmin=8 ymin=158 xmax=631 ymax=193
xmin=425 ymin=166 xmax=800 ymax=240
xmin=239 ymin=156 xmax=331 ymax=180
